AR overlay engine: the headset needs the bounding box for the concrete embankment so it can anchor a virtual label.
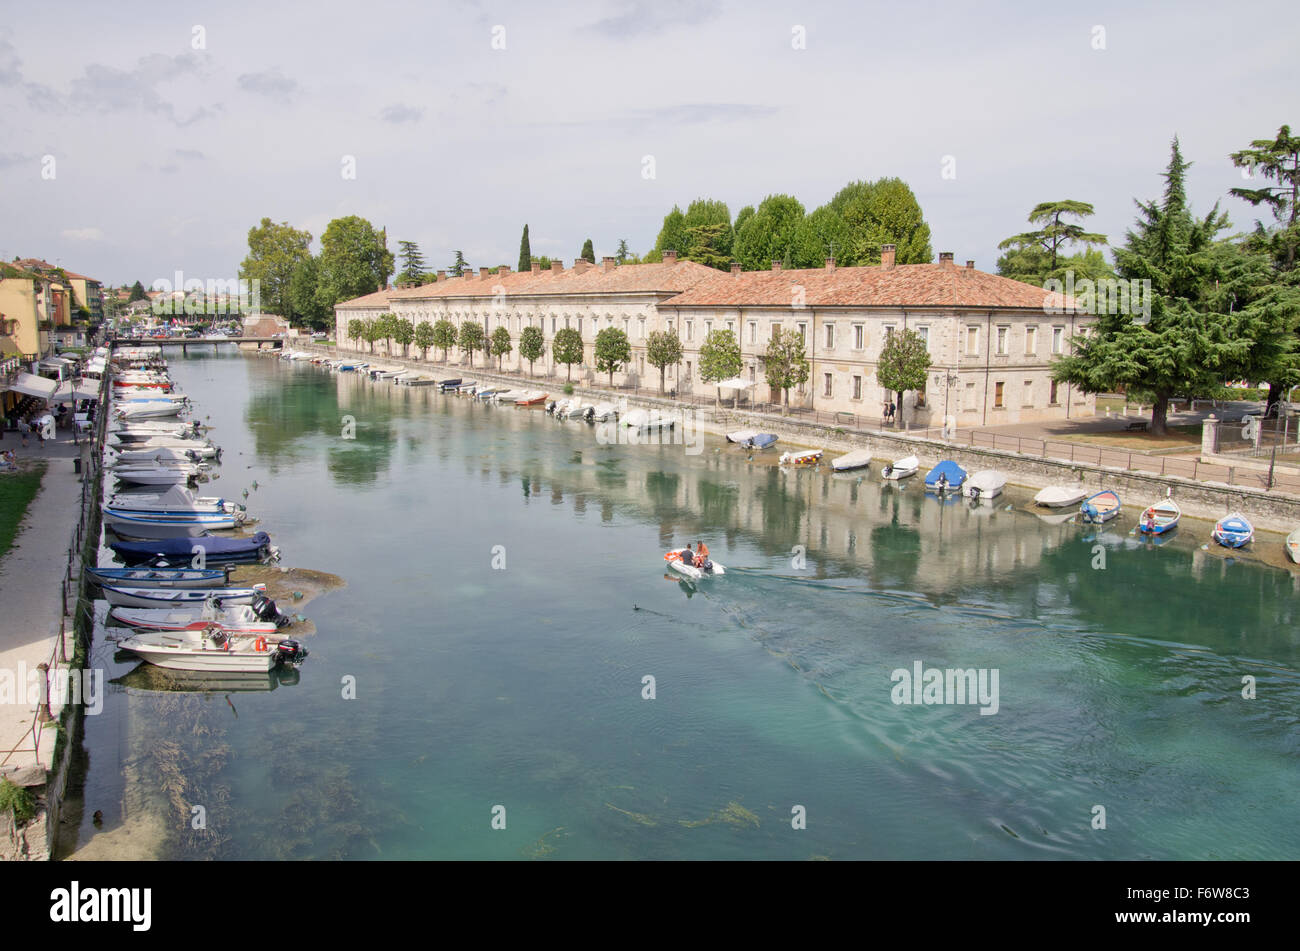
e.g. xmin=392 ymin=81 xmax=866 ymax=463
xmin=287 ymin=344 xmax=1300 ymax=537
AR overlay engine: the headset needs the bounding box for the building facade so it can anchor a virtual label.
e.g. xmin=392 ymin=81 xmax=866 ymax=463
xmin=333 ymin=247 xmax=1090 ymax=425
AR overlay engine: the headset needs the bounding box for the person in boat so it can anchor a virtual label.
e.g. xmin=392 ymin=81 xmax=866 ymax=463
xmin=679 ymin=543 xmax=695 ymax=568
xmin=696 ymin=540 xmax=711 ymax=572
xmin=1145 ymin=509 xmax=1157 ymax=532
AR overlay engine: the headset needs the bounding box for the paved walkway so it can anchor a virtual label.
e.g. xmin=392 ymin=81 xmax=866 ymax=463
xmin=0 ymin=430 xmax=86 ymax=784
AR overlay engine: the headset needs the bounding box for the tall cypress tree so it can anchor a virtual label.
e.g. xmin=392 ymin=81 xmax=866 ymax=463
xmin=518 ymin=224 xmax=532 ymax=272
xmin=580 ymin=238 xmax=595 ymax=264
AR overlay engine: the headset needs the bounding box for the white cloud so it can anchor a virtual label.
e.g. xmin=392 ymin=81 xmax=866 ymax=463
xmin=61 ymin=228 xmax=104 ymax=241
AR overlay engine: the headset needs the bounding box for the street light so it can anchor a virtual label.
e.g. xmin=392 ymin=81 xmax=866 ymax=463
xmin=933 ymin=369 xmax=960 ymax=439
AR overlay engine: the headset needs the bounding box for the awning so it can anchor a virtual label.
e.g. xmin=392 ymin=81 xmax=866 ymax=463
xmin=51 ymin=380 xmax=101 ymax=402
xmin=6 ymin=371 xmax=58 ymax=398
xmin=715 ymin=377 xmax=756 ymax=390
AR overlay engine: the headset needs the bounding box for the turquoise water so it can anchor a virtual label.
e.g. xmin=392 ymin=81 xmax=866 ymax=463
xmin=66 ymin=351 xmax=1300 ymax=859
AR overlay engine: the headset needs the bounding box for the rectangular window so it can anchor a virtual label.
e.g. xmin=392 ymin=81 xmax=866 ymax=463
xmin=964 ymin=382 xmax=977 ymax=411
xmin=994 ymin=381 xmax=1004 ymax=408
xmin=883 ymin=324 xmax=896 ymax=341
xmin=748 ymin=321 xmax=757 ymax=344
xmin=824 ymin=373 xmax=833 ymax=397
xmin=853 ymin=324 xmax=864 ymax=349
xmin=996 ymin=326 xmax=1009 ymax=355
xmin=966 ymin=325 xmax=979 ymax=355
xmin=686 ymin=320 xmax=693 ymax=341
xmin=638 ymin=317 xmax=646 ymax=339
xmin=915 ymin=382 xmax=926 ymax=408
xmin=576 ymin=317 xmax=582 ymax=335
xmin=1023 ymin=380 xmax=1033 ymax=406
xmin=771 ymin=323 xmax=781 ymax=340
xmin=705 ymin=320 xmax=712 ymax=337
xmin=686 ymin=361 xmax=692 ymax=379
xmin=917 ymin=326 xmax=929 ymax=351
xmin=1025 ymin=325 xmax=1037 ymax=356
xmin=1052 ymin=326 xmax=1064 ymax=354
xmin=551 ymin=317 xmax=557 ymax=334
xmin=726 ymin=320 xmax=734 ymax=333
xmin=797 ymin=323 xmax=807 ymax=345
xmin=852 ymin=375 xmax=862 ymax=400
xmin=1050 ymin=380 xmax=1059 ymax=404
xmin=623 ymin=317 xmax=629 ymax=334
xmin=824 ymin=324 xmax=834 ymax=349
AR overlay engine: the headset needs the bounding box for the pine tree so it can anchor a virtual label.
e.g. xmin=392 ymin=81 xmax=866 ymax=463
xmin=449 ymin=251 xmax=468 ymax=277
xmin=615 ymin=239 xmax=630 ymax=264
xmin=397 ymin=241 xmax=427 ymax=283
xmin=580 ymin=239 xmax=595 ymax=264
xmin=518 ymin=225 xmax=532 ymax=273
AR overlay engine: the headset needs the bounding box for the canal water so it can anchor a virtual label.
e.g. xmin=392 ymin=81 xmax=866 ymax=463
xmin=63 ymin=350 xmax=1300 ymax=859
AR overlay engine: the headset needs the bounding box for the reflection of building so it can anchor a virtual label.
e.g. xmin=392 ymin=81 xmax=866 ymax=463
xmin=334 ymin=249 xmax=1091 ymax=423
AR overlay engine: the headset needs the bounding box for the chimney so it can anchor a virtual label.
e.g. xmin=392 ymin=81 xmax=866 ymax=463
xmin=602 ymin=256 xmax=616 ymax=271
xmin=965 ymin=260 xmax=974 ymax=270
xmin=939 ymin=252 xmax=954 ymax=269
xmin=479 ymin=267 xmax=491 ymax=279
xmin=531 ymin=262 xmax=541 ymax=274
xmin=498 ymin=265 xmax=511 ymax=275
xmin=771 ymin=261 xmax=782 ymax=271
xmin=574 ymin=259 xmax=591 ymax=275
xmin=825 ymin=258 xmax=836 ymax=271
xmin=880 ymin=244 xmax=896 ymax=269
xmin=437 ymin=270 xmax=446 ymax=280
xmin=662 ymin=250 xmax=678 ymax=264
xmin=551 ymin=260 xmax=563 ymax=273
xmin=730 ymin=262 xmax=741 ymax=275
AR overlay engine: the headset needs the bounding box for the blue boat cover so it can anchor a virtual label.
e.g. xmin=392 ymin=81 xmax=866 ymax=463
xmin=924 ymin=460 xmax=967 ymax=487
xmin=748 ymin=433 xmax=778 ymax=450
xmin=109 ymin=531 xmax=271 ymax=563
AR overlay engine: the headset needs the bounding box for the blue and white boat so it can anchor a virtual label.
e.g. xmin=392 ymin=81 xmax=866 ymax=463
xmin=110 ymin=531 xmax=278 ymax=565
xmin=336 ymin=361 xmax=368 ymax=372
xmin=1081 ymin=489 xmax=1122 ymax=524
xmin=1212 ymin=512 xmax=1253 ymax=549
xmin=1138 ymin=498 xmax=1180 ymax=535
xmin=103 ymin=508 xmax=242 ymax=537
xmin=924 ymin=460 xmax=967 ymax=492
xmin=88 ymin=566 xmax=234 ymax=589
xmin=100 ymin=584 xmax=267 ymax=609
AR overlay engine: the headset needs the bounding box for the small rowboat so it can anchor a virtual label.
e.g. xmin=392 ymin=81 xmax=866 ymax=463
xmin=1137 ymin=499 xmax=1180 ymax=534
xmin=88 ymin=566 xmax=234 ymax=589
xmin=100 ymin=584 xmax=266 ymax=609
xmin=663 ymin=549 xmax=725 ymax=580
xmin=1080 ymin=489 xmax=1122 ymax=523
xmin=1212 ymin=512 xmax=1254 ymax=549
xmin=1286 ymin=528 xmax=1300 ymax=564
xmin=830 ymin=449 xmax=871 ymax=472
xmin=880 ymin=455 xmax=918 ymax=480
xmin=516 ymin=392 xmax=549 ymax=406
xmin=779 ymin=449 xmax=823 ymax=466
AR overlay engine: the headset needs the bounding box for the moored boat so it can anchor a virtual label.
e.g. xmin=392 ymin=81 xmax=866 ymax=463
xmin=1080 ymin=489 xmax=1122 ymax=523
xmin=100 ymin=584 xmax=267 ymax=609
xmin=1287 ymin=528 xmax=1300 ymax=564
xmin=88 ymin=566 xmax=234 ymax=588
xmin=779 ymin=449 xmax=823 ymax=466
xmin=924 ymin=460 xmax=967 ymax=492
xmin=880 ymin=455 xmax=919 ymax=480
xmin=830 ymin=448 xmax=871 ymax=472
xmin=964 ymin=469 xmax=1006 ymax=499
xmin=110 ymin=594 xmax=287 ymax=634
xmin=108 ymin=531 xmax=277 ymax=565
xmin=1212 ymin=512 xmax=1254 ymax=549
xmin=1137 ymin=498 xmax=1181 ymax=535
xmin=1034 ymin=485 xmax=1088 ymax=508
xmin=115 ymin=627 xmax=307 ymax=673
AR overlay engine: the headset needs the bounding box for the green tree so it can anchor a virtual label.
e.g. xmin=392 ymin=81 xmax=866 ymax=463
xmin=594 ymin=326 xmax=631 ymax=385
xmin=397 ymin=240 xmax=426 ymax=284
xmin=580 ymin=238 xmax=596 ymax=264
xmin=239 ymin=217 xmax=313 ymax=319
xmin=519 ymin=325 xmax=545 ymax=375
xmin=315 ymin=216 xmax=394 ymax=314
xmin=414 ymin=320 xmax=435 ymax=360
xmin=654 ymin=206 xmax=688 ymax=257
xmin=761 ymin=327 xmax=809 ymax=412
xmin=791 ymin=205 xmax=853 ymax=269
xmin=1230 ymin=124 xmax=1300 ymax=270
xmin=288 ymin=254 xmax=331 ymax=330
xmin=393 ymin=316 xmax=415 ymax=357
xmin=835 ymin=178 xmax=933 ymax=266
xmin=683 ymin=223 xmax=733 ymax=269
xmin=699 ymin=328 xmax=743 ymax=405
xmin=518 ymin=225 xmax=532 ymax=273
xmin=646 ymin=329 xmax=683 ymax=394
xmin=732 ymin=194 xmax=805 ymax=270
xmin=449 ymin=250 xmax=468 ymax=277
xmin=1053 ymin=138 xmax=1237 ymax=435
xmin=432 ymin=319 xmax=457 ymax=360
xmin=615 ymin=239 xmax=630 ymax=264
xmin=996 ymin=201 xmax=1108 ymax=283
xmin=361 ymin=318 xmax=379 ymax=353
xmin=458 ymin=320 xmax=484 ymax=366
xmin=128 ymin=280 xmax=147 ymax=302
xmin=491 ymin=325 xmax=513 ymax=370
xmin=347 ymin=317 xmax=365 ymax=350
xmin=553 ymin=327 xmax=584 ymax=381
xmin=876 ymin=329 xmax=932 ymax=427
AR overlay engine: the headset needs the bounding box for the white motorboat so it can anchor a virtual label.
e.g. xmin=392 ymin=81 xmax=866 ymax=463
xmin=779 ymin=449 xmax=823 ymax=466
xmin=115 ymin=400 xmax=185 ymax=419
xmin=103 ymin=509 xmax=240 ymax=537
xmin=561 ymin=401 xmax=595 ymax=420
xmin=110 ymin=433 xmax=212 ymax=451
xmin=111 ymin=464 xmax=205 ymax=486
xmin=664 ymin=548 xmax=725 ymax=580
xmin=1034 ymin=485 xmax=1088 ymax=508
xmin=113 ymin=424 xmax=203 ymax=443
xmin=726 ymin=429 xmax=758 ymax=444
xmin=108 ymin=485 xmax=245 ymax=516
xmin=830 ymin=449 xmax=872 ymax=472
xmin=110 ymin=595 xmax=286 ymax=634
xmin=494 ymin=390 xmax=526 ymax=403
xmin=964 ymin=469 xmax=1007 ymax=500
xmin=880 ymin=455 xmax=919 ymax=480
xmin=110 ymin=445 xmax=219 ymax=464
xmin=115 ymin=627 xmax=307 ymax=673
xmin=100 ymin=584 xmax=266 ymax=609
xmin=591 ymin=403 xmax=617 ymax=422
xmin=621 ymin=408 xmax=675 ymax=430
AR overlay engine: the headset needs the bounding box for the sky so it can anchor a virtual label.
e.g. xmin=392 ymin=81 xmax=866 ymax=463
xmin=0 ymin=0 xmax=1296 ymax=289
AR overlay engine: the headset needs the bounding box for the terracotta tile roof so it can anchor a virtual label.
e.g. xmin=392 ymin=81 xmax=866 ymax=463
xmin=381 ymin=260 xmax=719 ymax=303
xmin=335 ymin=288 xmax=395 ymax=309
xmin=659 ymin=263 xmax=1073 ymax=311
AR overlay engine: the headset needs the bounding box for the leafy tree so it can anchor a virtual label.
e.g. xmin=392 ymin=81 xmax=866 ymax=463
xmin=876 ymin=329 xmax=932 ymax=427
xmin=432 ymin=319 xmax=457 ymax=360
xmin=646 ymin=329 xmax=683 ymax=394
xmin=518 ymin=224 xmax=532 ymax=273
xmin=653 ymin=206 xmax=688 ymax=257
xmin=732 ymin=194 xmax=805 ymax=270
xmin=615 ymin=239 xmax=630 ymax=264
xmin=414 ymin=320 xmax=435 ymax=360
xmin=397 ymin=240 xmax=427 ymax=284
xmin=535 ymin=255 xmax=553 ymax=271
xmin=315 ymin=216 xmax=394 ymax=314
xmin=836 ymin=178 xmax=932 ymax=265
xmin=288 ymin=254 xmax=331 ymax=330
xmin=347 ymin=317 xmax=365 ymax=350
xmin=580 ymin=238 xmax=596 ymax=264
xmin=594 ymin=326 xmax=631 ymax=385
xmin=491 ymin=325 xmax=512 ymax=369
xmin=553 ymin=327 xmax=584 ymax=381
xmin=374 ymin=313 xmax=398 ymax=354
xmin=1053 ymin=138 xmax=1238 ymax=435
xmin=519 ymin=325 xmax=545 ymax=375
xmin=761 ymin=327 xmax=809 ymax=412
xmin=791 ymin=205 xmax=853 ymax=269
xmin=996 ymin=201 xmax=1108 ymax=282
xmin=683 ymin=223 xmax=733 ymax=269
xmin=699 ymin=328 xmax=743 ymax=406
xmin=393 ymin=316 xmax=415 ymax=357
xmin=458 ymin=320 xmax=484 ymax=366
xmin=361 ymin=318 xmax=379 ymax=353
xmin=449 ymin=250 xmax=468 ymax=277
xmin=239 ymin=217 xmax=313 ymax=319
xmin=128 ymin=280 xmax=147 ymax=302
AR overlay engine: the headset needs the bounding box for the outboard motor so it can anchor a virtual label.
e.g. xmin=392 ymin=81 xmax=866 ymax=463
xmin=274 ymin=639 xmax=308 ymax=667
xmin=883 ymin=465 xmax=893 ymax=478
xmin=970 ymin=486 xmax=981 ymax=499
xmin=252 ymin=594 xmax=283 ymax=624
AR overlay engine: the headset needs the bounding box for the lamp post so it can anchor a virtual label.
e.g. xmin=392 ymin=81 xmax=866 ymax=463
xmin=934 ymin=369 xmax=960 ymax=439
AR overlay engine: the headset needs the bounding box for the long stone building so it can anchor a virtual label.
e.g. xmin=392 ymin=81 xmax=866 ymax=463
xmin=334 ymin=246 xmax=1091 ymax=428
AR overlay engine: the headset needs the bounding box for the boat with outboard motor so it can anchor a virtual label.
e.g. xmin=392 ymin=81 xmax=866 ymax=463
xmin=99 ymin=584 xmax=267 ymax=609
xmin=663 ymin=548 xmax=725 ymax=580
xmin=115 ymin=626 xmax=307 ymax=673
xmin=110 ymin=593 xmax=289 ymax=634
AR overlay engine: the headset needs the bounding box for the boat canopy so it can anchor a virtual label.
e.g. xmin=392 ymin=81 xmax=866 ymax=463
xmin=925 ymin=460 xmax=967 ymax=486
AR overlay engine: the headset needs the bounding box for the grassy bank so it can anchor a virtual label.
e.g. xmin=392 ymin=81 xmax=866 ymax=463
xmin=0 ymin=461 xmax=46 ymax=559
